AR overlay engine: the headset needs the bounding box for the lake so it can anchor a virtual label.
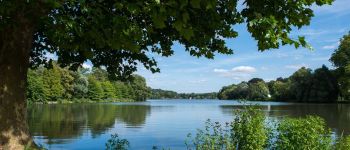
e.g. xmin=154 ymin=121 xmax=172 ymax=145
xmin=28 ymin=99 xmax=350 ymax=150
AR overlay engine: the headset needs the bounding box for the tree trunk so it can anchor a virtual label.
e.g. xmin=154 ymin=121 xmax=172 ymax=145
xmin=0 ymin=14 xmax=36 ymax=149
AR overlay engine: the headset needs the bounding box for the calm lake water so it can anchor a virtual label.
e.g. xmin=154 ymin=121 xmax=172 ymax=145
xmin=28 ymin=99 xmax=350 ymax=150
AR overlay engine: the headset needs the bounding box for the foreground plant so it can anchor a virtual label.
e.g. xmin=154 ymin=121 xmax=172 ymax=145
xmin=275 ymin=116 xmax=332 ymax=150
xmin=334 ymin=135 xmax=350 ymax=150
xmin=186 ymin=106 xmax=349 ymax=150
xmin=186 ymin=106 xmax=269 ymax=150
xmin=231 ymin=106 xmax=269 ymax=150
xmin=186 ymin=120 xmax=234 ymax=150
xmin=107 ymin=108 xmax=350 ymax=150
xmin=105 ymin=134 xmax=129 ymax=150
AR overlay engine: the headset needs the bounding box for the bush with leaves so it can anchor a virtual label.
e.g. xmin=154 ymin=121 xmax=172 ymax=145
xmin=231 ymin=106 xmax=270 ymax=150
xmin=105 ymin=134 xmax=129 ymax=150
xmin=334 ymin=135 xmax=350 ymax=150
xmin=106 ymin=107 xmax=350 ymax=150
xmin=186 ymin=106 xmax=269 ymax=150
xmin=275 ymin=116 xmax=332 ymax=150
xmin=186 ymin=120 xmax=234 ymax=150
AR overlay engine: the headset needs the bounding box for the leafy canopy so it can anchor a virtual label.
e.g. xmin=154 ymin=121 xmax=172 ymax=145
xmin=330 ymin=32 xmax=350 ymax=100
xmin=0 ymin=0 xmax=333 ymax=79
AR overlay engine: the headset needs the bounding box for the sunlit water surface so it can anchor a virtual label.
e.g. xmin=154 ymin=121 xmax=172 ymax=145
xmin=28 ymin=99 xmax=350 ymax=150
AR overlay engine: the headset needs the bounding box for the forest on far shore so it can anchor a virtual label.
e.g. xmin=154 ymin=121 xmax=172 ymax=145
xmin=149 ymin=89 xmax=217 ymax=99
xmin=27 ymin=64 xmax=217 ymax=103
xmin=27 ymin=64 xmax=149 ymax=103
xmin=218 ymin=32 xmax=350 ymax=103
xmin=218 ymin=65 xmax=339 ymax=102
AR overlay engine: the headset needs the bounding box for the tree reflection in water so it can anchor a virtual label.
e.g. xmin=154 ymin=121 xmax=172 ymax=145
xmin=27 ymin=104 xmax=151 ymax=144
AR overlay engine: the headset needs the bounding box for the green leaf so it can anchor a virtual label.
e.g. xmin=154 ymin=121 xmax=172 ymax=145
xmin=182 ymin=12 xmax=190 ymax=23
xmin=190 ymin=0 xmax=201 ymax=8
xmin=173 ymin=20 xmax=183 ymax=32
xmin=298 ymin=36 xmax=306 ymax=46
xmin=182 ymin=28 xmax=194 ymax=40
xmin=151 ymin=12 xmax=166 ymax=29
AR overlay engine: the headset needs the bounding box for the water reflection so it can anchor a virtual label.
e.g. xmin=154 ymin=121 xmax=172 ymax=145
xmin=220 ymin=103 xmax=350 ymax=135
xmin=27 ymin=104 xmax=151 ymax=144
xmin=27 ymin=100 xmax=350 ymax=149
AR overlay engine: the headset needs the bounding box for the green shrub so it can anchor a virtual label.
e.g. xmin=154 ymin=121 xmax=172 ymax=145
xmin=335 ymin=135 xmax=350 ymax=150
xmin=104 ymin=106 xmax=350 ymax=150
xmin=186 ymin=107 xmax=269 ymax=150
xmin=275 ymin=116 xmax=332 ymax=150
xmin=231 ymin=107 xmax=269 ymax=150
xmin=105 ymin=134 xmax=129 ymax=150
xmin=186 ymin=120 xmax=234 ymax=150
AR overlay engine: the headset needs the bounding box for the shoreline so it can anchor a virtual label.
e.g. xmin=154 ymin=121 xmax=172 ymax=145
xmin=149 ymin=98 xmax=350 ymax=104
xmin=29 ymin=98 xmax=350 ymax=104
xmin=29 ymin=98 xmax=136 ymax=104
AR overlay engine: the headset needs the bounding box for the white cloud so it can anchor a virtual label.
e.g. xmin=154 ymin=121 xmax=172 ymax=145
xmin=213 ymin=66 xmax=256 ymax=80
xmin=285 ymin=64 xmax=308 ymax=70
xmin=322 ymin=45 xmax=337 ymax=50
xmin=322 ymin=42 xmax=340 ymax=50
xmin=213 ymin=68 xmax=229 ymax=73
xmin=232 ymin=66 xmax=256 ymax=73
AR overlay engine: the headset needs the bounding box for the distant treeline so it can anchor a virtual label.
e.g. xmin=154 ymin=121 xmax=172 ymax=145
xmin=219 ymin=32 xmax=350 ymax=103
xmin=27 ymin=63 xmax=149 ymax=103
xmin=218 ymin=65 xmax=339 ymax=102
xmin=149 ymin=89 xmax=217 ymax=99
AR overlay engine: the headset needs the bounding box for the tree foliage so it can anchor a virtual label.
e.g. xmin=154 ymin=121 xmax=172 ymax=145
xmin=218 ymin=81 xmax=269 ymax=101
xmin=247 ymin=81 xmax=269 ymax=100
xmin=26 ymin=70 xmax=45 ymax=102
xmin=330 ymin=32 xmax=350 ymax=100
xmin=150 ymin=89 xmax=217 ymax=99
xmin=88 ymin=77 xmax=104 ymax=101
xmin=185 ymin=106 xmax=350 ymax=150
xmin=0 ymin=0 xmax=333 ymax=80
xmin=276 ymin=116 xmax=332 ymax=150
xmin=42 ymin=64 xmax=64 ymax=101
xmin=27 ymin=65 xmax=150 ymax=102
xmin=218 ymin=66 xmax=339 ymax=102
xmin=72 ymin=73 xmax=89 ymax=99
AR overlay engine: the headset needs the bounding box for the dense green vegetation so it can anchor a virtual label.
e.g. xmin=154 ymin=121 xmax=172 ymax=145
xmin=106 ymin=134 xmax=129 ymax=150
xmin=27 ymin=64 xmax=149 ymax=103
xmin=0 ymin=0 xmax=335 ymax=148
xmin=219 ymin=32 xmax=350 ymax=102
xmin=150 ymin=89 xmax=217 ymax=99
xmin=185 ymin=107 xmax=268 ymax=150
xmin=218 ymin=66 xmax=339 ymax=102
xmin=330 ymin=33 xmax=350 ymax=101
xmin=27 ymin=65 xmax=220 ymax=102
xmin=106 ymin=107 xmax=350 ymax=150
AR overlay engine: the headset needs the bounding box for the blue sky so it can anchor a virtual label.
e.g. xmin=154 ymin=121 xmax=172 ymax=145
xmin=78 ymin=0 xmax=350 ymax=93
